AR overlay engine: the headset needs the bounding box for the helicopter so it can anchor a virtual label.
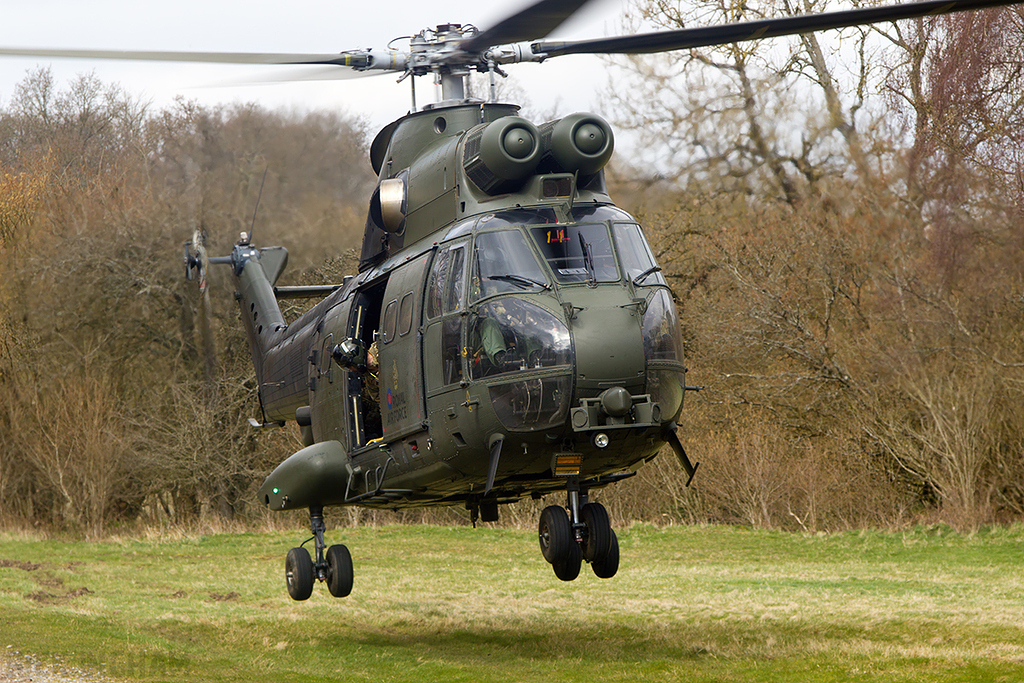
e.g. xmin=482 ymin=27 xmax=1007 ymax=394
xmin=3 ymin=0 xmax=1021 ymax=600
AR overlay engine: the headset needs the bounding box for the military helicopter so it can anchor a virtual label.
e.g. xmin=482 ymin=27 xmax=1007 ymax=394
xmin=4 ymin=0 xmax=1020 ymax=600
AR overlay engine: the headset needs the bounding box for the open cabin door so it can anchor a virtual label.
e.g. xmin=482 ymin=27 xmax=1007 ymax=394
xmin=344 ymin=282 xmax=385 ymax=450
xmin=375 ymin=253 xmax=431 ymax=444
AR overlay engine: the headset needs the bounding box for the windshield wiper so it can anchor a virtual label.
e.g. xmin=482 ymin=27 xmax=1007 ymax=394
xmin=578 ymin=234 xmax=596 ymax=285
xmin=632 ymin=265 xmax=662 ymax=286
xmin=486 ymin=274 xmax=551 ymax=290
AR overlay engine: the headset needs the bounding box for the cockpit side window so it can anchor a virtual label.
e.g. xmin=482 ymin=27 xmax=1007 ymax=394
xmin=425 ymin=241 xmax=469 ymax=390
xmin=426 ymin=246 xmax=450 ymax=320
xmin=445 ymin=247 xmax=466 ymax=314
xmin=613 ymin=222 xmax=667 ymax=286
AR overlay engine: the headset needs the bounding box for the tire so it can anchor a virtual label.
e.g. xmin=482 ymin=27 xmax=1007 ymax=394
xmin=553 ymin=540 xmax=582 ymax=582
xmin=591 ymin=530 xmax=619 ymax=579
xmin=326 ymin=544 xmax=354 ymax=598
xmin=580 ymin=502 xmax=611 ymax=563
xmin=538 ymin=505 xmax=572 ymax=564
xmin=285 ymin=547 xmax=314 ymax=601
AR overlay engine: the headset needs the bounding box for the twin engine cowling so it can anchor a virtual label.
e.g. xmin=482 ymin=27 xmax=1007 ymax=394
xmin=463 ymin=112 xmax=614 ymax=195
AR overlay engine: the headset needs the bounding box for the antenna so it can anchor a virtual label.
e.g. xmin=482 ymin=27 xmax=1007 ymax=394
xmin=246 ymin=166 xmax=269 ymax=245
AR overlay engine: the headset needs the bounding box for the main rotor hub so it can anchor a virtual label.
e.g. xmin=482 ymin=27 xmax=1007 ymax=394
xmin=404 ymin=23 xmax=491 ymax=107
xmin=408 ymin=24 xmax=482 ymax=74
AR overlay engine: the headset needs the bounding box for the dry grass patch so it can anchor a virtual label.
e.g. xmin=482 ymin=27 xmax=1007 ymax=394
xmin=1 ymin=525 xmax=1023 ymax=682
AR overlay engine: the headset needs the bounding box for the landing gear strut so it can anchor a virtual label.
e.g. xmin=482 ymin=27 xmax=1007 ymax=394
xmin=538 ymin=480 xmax=619 ymax=581
xmin=285 ymin=506 xmax=354 ymax=600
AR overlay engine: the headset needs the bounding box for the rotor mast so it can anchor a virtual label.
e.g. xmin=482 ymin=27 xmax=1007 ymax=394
xmin=408 ymin=24 xmax=477 ymax=110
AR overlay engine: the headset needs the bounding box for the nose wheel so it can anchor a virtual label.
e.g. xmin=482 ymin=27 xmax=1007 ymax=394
xmin=537 ymin=482 xmax=619 ymax=581
xmin=285 ymin=507 xmax=354 ymax=600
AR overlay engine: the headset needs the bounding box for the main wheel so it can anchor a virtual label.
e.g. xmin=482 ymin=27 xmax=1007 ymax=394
xmin=553 ymin=540 xmax=582 ymax=582
xmin=326 ymin=544 xmax=354 ymax=598
xmin=285 ymin=547 xmax=314 ymax=601
xmin=580 ymin=502 xmax=612 ymax=563
xmin=538 ymin=505 xmax=572 ymax=564
xmin=591 ymin=530 xmax=619 ymax=579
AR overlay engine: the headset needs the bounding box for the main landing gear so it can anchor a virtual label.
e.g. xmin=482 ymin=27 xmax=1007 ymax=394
xmin=538 ymin=481 xmax=619 ymax=581
xmin=284 ymin=506 xmax=354 ymax=601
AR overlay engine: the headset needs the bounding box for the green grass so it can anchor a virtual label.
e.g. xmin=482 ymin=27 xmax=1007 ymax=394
xmin=2 ymin=524 xmax=1023 ymax=682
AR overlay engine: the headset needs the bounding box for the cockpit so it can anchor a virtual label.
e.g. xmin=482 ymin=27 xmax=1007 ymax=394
xmin=425 ymin=205 xmax=684 ymax=433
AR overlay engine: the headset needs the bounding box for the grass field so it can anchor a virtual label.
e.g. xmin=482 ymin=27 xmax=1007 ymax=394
xmin=1 ymin=523 xmax=1023 ymax=682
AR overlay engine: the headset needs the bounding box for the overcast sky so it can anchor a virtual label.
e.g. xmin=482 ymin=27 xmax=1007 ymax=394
xmin=0 ymin=0 xmax=630 ymax=135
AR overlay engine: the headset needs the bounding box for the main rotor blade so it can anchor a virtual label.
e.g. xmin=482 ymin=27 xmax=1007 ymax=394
xmin=533 ymin=0 xmax=1024 ymax=57
xmin=0 ymin=46 xmax=371 ymax=69
xmin=461 ymin=0 xmax=596 ymax=53
xmin=213 ymin=66 xmax=389 ymax=86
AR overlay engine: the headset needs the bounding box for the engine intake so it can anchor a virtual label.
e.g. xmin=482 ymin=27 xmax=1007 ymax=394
xmin=369 ymin=172 xmax=408 ymax=234
xmin=539 ymin=113 xmax=614 ymax=176
xmin=463 ymin=116 xmax=542 ymax=194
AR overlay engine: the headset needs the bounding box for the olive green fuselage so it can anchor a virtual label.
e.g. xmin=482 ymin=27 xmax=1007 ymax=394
xmin=239 ymin=104 xmax=686 ymax=513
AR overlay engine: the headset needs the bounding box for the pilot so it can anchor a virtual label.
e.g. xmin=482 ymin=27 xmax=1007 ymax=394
xmin=471 ymin=313 xmax=508 ymax=375
xmin=505 ymin=303 xmax=545 ymax=368
xmin=479 ymin=316 xmax=507 ymax=366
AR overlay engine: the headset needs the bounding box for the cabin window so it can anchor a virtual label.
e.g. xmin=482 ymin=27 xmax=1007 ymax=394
xmin=382 ymin=299 xmax=398 ymax=344
xmin=319 ymin=333 xmax=334 ymax=383
xmin=530 ymin=224 xmax=618 ymax=284
xmin=648 ymin=368 xmax=685 ymax=424
xmin=427 ymin=241 xmax=468 ymax=318
xmin=399 ymin=291 xmax=415 ymax=337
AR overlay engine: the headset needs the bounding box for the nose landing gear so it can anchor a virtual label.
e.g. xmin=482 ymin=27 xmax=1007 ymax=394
xmin=285 ymin=506 xmax=354 ymax=600
xmin=538 ymin=481 xmax=619 ymax=581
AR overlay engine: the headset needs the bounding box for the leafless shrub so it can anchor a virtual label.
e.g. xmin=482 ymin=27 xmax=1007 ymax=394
xmin=0 ymin=70 xmax=372 ymax=535
xmin=4 ymin=371 xmax=133 ymax=537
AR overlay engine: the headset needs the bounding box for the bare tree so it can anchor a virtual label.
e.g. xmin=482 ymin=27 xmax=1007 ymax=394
xmin=882 ymin=7 xmax=1024 ymax=288
xmin=609 ymin=0 xmax=886 ymax=205
xmin=0 ymin=71 xmax=375 ymax=534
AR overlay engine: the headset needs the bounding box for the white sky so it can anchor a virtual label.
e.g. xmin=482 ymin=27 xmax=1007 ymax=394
xmin=0 ymin=0 xmax=630 ymax=135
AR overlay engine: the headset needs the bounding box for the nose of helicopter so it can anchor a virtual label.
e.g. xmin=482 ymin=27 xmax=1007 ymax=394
xmin=569 ymin=294 xmax=646 ymax=397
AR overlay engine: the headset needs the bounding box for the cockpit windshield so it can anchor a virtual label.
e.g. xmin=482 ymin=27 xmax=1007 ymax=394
xmin=471 ymin=229 xmax=551 ymax=302
xmin=529 ymin=224 xmax=619 ymax=283
xmin=467 ymin=205 xmax=664 ymax=289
